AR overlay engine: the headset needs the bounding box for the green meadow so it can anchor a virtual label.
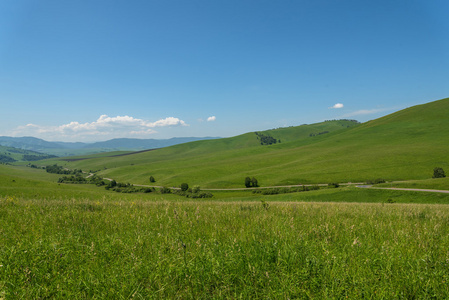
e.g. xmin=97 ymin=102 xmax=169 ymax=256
xmin=2 ymin=194 xmax=449 ymax=298
xmin=2 ymin=98 xmax=449 ymax=298
xmin=377 ymin=177 xmax=449 ymax=191
xmin=2 ymin=162 xmax=449 ymax=298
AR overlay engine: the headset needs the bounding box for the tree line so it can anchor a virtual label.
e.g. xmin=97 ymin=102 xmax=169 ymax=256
xmin=46 ymin=164 xmax=83 ymax=175
xmin=255 ymin=132 xmax=280 ymax=145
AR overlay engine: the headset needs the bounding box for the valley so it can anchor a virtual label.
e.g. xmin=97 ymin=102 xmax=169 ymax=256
xmin=1 ymin=97 xmax=449 ymax=298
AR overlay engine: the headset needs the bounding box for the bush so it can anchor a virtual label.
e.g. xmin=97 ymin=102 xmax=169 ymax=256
xmin=253 ymin=185 xmax=319 ymax=195
xmin=108 ymin=180 xmax=117 ymax=188
xmin=58 ymin=175 xmax=87 ymax=184
xmin=149 ymin=176 xmax=156 ymax=183
xmin=174 ymin=188 xmax=213 ymax=199
xmin=433 ymin=167 xmax=446 ymax=178
xmin=366 ymin=178 xmax=386 ymax=184
xmin=180 ymin=183 xmax=189 ymax=191
xmin=374 ymin=178 xmax=386 ymax=184
xmin=160 ymin=187 xmax=172 ymax=194
xmin=187 ymin=192 xmax=213 ymax=199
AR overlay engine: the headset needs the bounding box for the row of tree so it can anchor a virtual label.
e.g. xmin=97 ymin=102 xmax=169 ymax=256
xmin=46 ymin=164 xmax=83 ymax=175
xmin=0 ymin=154 xmax=16 ymax=163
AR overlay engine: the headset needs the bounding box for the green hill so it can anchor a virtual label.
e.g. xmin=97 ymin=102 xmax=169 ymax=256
xmin=45 ymin=98 xmax=449 ymax=188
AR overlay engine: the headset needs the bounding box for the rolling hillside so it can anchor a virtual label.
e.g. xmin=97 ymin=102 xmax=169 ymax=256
xmin=0 ymin=136 xmax=220 ymax=156
xmin=44 ymin=98 xmax=449 ymax=188
xmin=0 ymin=146 xmax=57 ymax=163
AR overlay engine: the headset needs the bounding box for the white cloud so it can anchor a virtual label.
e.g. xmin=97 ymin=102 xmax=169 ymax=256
xmin=149 ymin=117 xmax=187 ymax=127
xmin=329 ymin=103 xmax=344 ymax=109
xmin=207 ymin=116 xmax=216 ymax=122
xmin=11 ymin=115 xmax=188 ymax=141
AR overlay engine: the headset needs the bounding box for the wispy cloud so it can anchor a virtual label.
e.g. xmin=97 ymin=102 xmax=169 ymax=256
xmin=11 ymin=115 xmax=188 ymax=141
xmin=207 ymin=116 xmax=216 ymax=122
xmin=329 ymin=103 xmax=344 ymax=109
xmin=340 ymin=108 xmax=391 ymax=118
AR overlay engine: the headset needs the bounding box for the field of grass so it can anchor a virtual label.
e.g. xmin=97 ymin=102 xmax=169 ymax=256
xmin=37 ymin=98 xmax=449 ymax=189
xmin=2 ymin=164 xmax=449 ymax=205
xmin=2 ymin=195 xmax=449 ymax=298
xmin=3 ymin=163 xmax=449 ymax=298
xmin=377 ymin=177 xmax=449 ymax=191
xmin=0 ymin=164 xmax=181 ymax=202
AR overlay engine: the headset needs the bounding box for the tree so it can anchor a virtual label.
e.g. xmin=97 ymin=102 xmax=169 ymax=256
xmin=433 ymin=167 xmax=446 ymax=178
xmin=180 ymin=183 xmax=189 ymax=191
xmin=245 ymin=177 xmax=252 ymax=188
xmin=149 ymin=176 xmax=155 ymax=183
xmin=251 ymin=177 xmax=259 ymax=187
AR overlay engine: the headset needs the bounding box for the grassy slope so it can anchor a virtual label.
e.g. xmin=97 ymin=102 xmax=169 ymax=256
xmin=41 ymin=98 xmax=449 ymax=188
xmin=43 ymin=120 xmax=359 ymax=187
xmin=376 ymin=177 xmax=449 ymax=191
xmin=42 ymin=147 xmax=127 ymax=157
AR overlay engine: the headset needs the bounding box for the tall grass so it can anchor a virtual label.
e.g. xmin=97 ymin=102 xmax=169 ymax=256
xmin=1 ymin=196 xmax=449 ymax=298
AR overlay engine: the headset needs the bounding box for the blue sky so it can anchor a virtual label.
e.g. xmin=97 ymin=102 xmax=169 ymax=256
xmin=0 ymin=0 xmax=448 ymax=142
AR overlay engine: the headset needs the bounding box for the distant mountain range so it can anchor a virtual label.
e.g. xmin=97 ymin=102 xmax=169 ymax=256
xmin=0 ymin=136 xmax=220 ymax=157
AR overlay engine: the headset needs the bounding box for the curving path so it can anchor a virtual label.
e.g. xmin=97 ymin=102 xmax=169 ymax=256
xmin=87 ymin=173 xmax=449 ymax=194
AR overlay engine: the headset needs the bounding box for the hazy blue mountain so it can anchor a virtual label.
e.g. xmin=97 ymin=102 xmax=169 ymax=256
xmin=0 ymin=136 xmax=63 ymax=151
xmin=0 ymin=136 xmax=220 ymax=156
xmin=54 ymin=141 xmax=89 ymax=149
xmin=85 ymin=137 xmax=220 ymax=150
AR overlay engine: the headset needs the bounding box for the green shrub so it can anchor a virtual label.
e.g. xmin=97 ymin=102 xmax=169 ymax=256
xmin=367 ymin=178 xmax=386 ymax=184
xmin=180 ymin=183 xmax=189 ymax=191
xmin=433 ymin=167 xmax=446 ymax=178
xmin=192 ymin=185 xmax=201 ymax=193
xmin=160 ymin=187 xmax=172 ymax=194
xmin=245 ymin=177 xmax=252 ymax=188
